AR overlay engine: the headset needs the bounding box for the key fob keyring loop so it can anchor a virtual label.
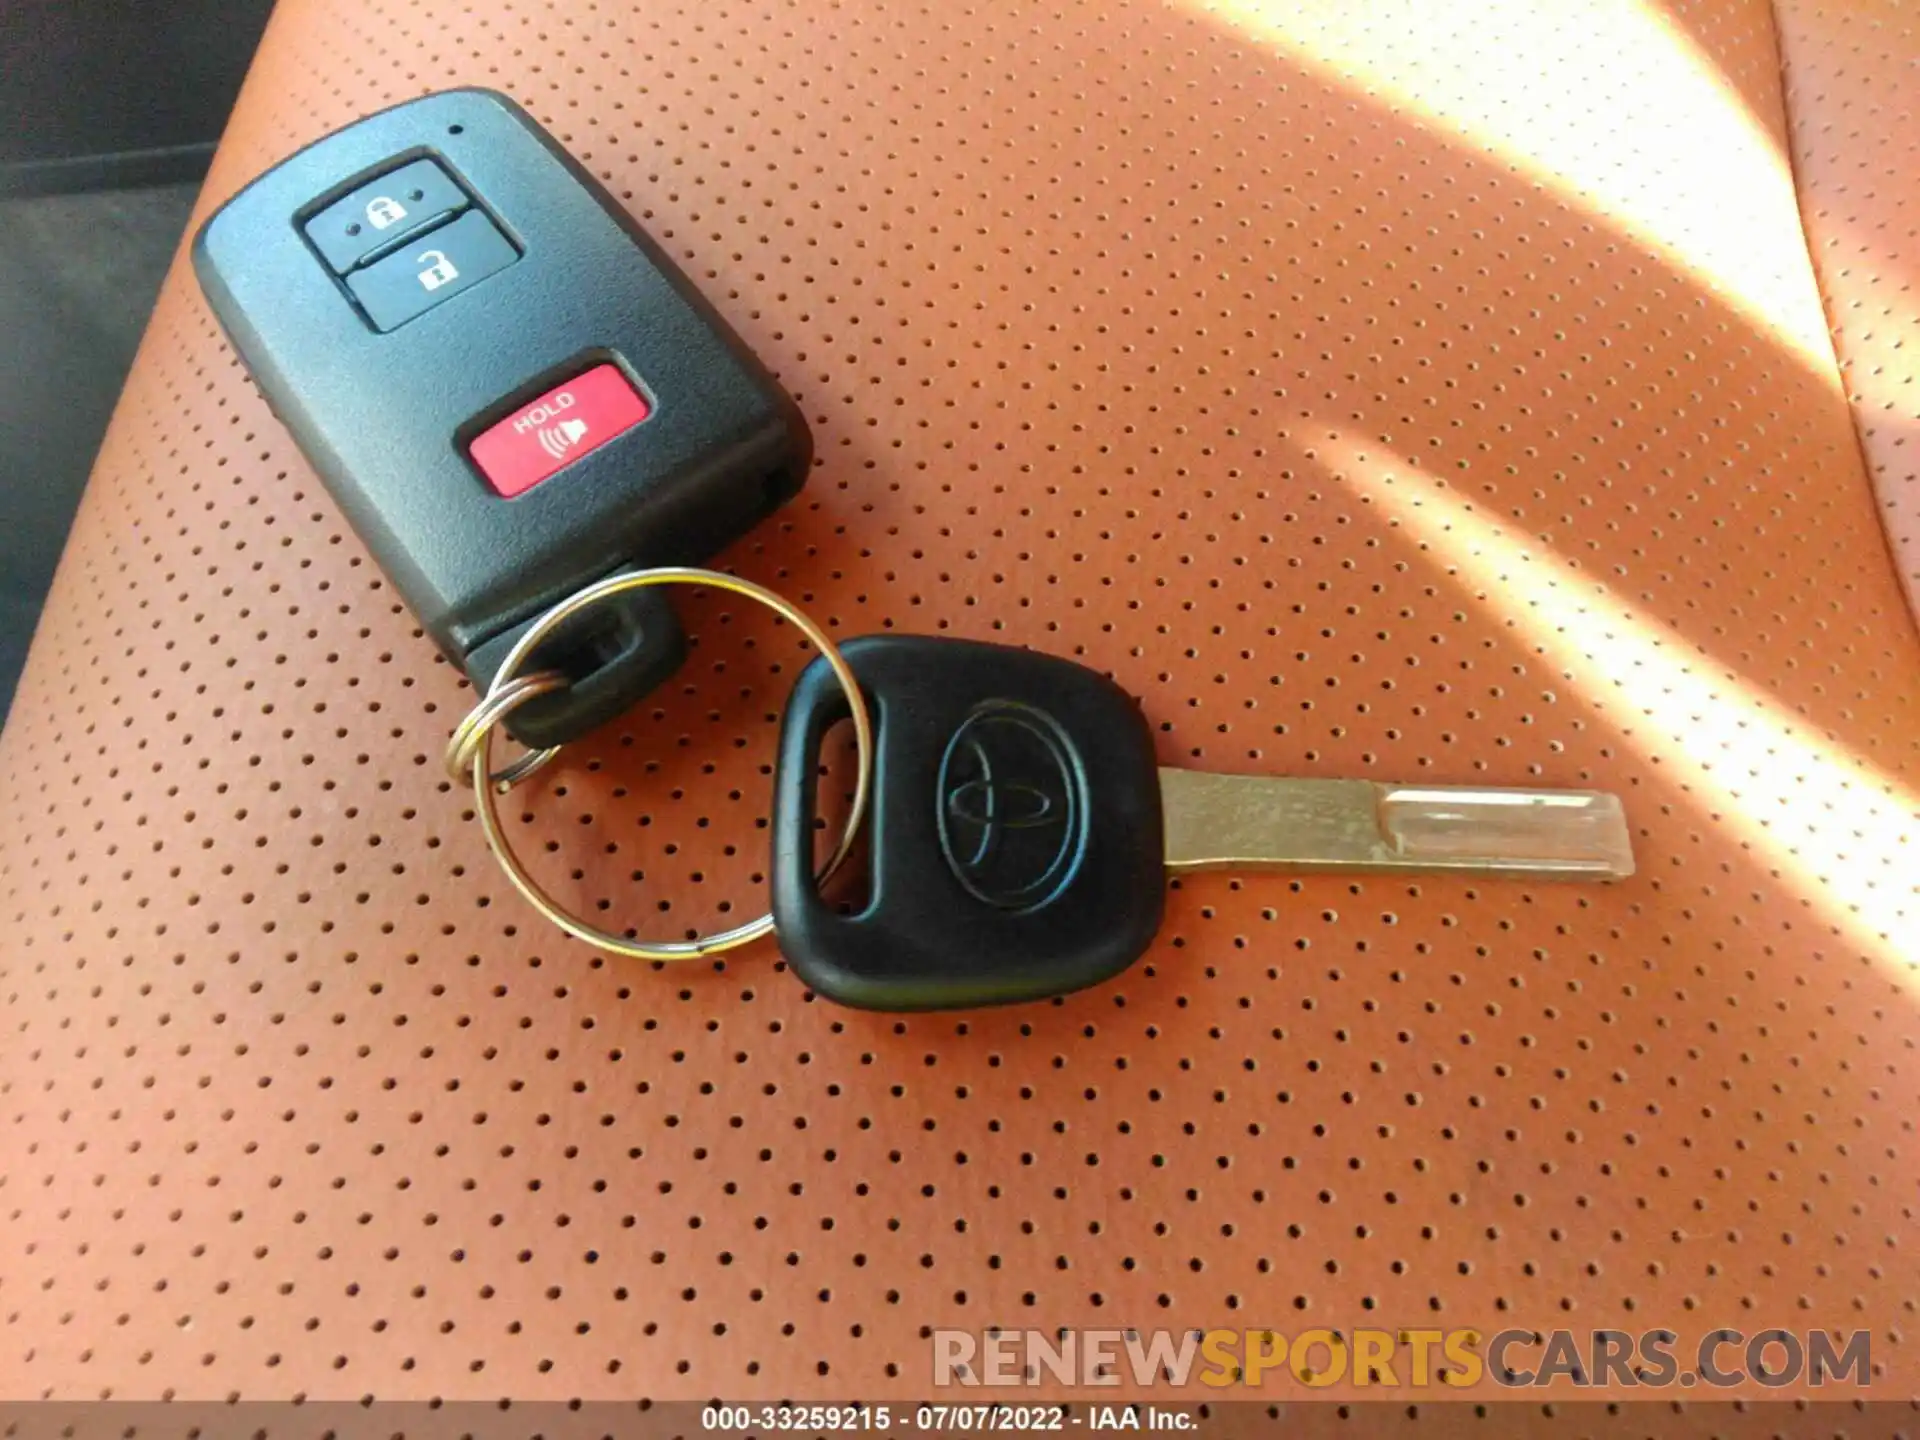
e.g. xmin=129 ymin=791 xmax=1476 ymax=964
xmin=445 ymin=670 xmax=571 ymax=788
xmin=446 ymin=567 xmax=875 ymax=962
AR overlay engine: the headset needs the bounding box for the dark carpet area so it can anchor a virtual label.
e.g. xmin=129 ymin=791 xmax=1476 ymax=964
xmin=0 ymin=181 xmax=198 ymax=724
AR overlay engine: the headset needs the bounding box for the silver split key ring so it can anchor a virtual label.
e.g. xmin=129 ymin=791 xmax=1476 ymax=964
xmin=443 ymin=567 xmax=874 ymax=962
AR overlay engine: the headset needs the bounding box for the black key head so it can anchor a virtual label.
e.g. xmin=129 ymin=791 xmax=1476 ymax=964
xmin=771 ymin=635 xmax=1166 ymax=1011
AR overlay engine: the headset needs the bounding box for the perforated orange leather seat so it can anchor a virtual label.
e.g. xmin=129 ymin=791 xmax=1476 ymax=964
xmin=4 ymin=0 xmax=1917 ymax=1406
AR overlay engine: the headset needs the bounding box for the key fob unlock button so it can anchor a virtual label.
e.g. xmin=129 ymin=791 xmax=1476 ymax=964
xmin=344 ymin=209 xmax=519 ymax=331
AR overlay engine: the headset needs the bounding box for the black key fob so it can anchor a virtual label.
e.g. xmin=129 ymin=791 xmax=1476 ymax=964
xmin=771 ymin=635 xmax=1167 ymax=1011
xmin=192 ymin=88 xmax=811 ymax=745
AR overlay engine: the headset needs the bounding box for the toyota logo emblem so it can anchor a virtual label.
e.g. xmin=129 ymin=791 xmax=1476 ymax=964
xmin=935 ymin=702 xmax=1088 ymax=911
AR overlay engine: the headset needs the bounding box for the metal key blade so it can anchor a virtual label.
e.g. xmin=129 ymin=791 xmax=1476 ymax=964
xmin=1159 ymin=770 xmax=1635 ymax=879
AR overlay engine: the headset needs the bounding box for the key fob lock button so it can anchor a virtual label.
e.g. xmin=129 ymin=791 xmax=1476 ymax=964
xmin=303 ymin=157 xmax=471 ymax=272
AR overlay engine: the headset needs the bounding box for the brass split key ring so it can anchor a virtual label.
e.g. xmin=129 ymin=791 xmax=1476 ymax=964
xmin=442 ymin=567 xmax=873 ymax=962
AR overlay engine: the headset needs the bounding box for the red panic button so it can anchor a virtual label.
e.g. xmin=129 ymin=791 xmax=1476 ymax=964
xmin=469 ymin=363 xmax=651 ymax=498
